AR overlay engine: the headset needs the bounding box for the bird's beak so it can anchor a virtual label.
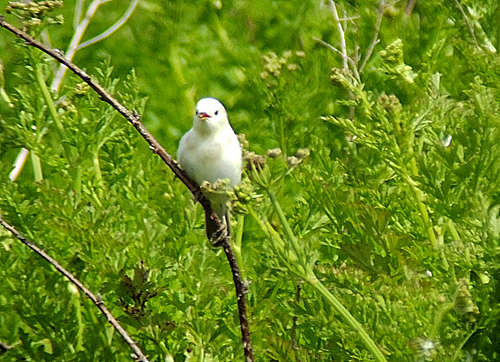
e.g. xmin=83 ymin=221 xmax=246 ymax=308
xmin=199 ymin=112 xmax=211 ymax=120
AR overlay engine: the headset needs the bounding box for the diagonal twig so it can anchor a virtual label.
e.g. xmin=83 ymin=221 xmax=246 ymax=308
xmin=453 ymin=0 xmax=480 ymax=51
xmin=313 ymin=36 xmax=358 ymax=69
xmin=0 ymin=340 xmax=11 ymax=353
xmin=221 ymin=240 xmax=253 ymax=361
xmin=359 ymin=0 xmax=385 ymax=74
xmin=0 ymin=215 xmax=150 ymax=362
xmin=328 ymin=0 xmax=348 ymax=70
xmin=0 ymin=16 xmax=254 ymax=362
xmin=77 ymin=0 xmax=139 ymax=51
xmin=51 ymin=0 xmax=102 ymax=92
xmin=0 ymin=16 xmax=201 ymax=208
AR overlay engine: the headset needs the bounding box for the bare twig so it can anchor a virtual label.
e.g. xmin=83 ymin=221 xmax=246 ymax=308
xmin=77 ymin=0 xmax=139 ymax=51
xmin=328 ymin=0 xmax=348 ymax=70
xmin=338 ymin=15 xmax=360 ymax=22
xmin=405 ymin=0 xmax=418 ymax=16
xmin=359 ymin=1 xmax=385 ymax=74
xmin=0 ymin=340 xmax=12 ymax=353
xmin=9 ymin=147 xmax=29 ymax=181
xmin=0 ymin=16 xmax=200 ymax=203
xmin=313 ymin=36 xmax=357 ymax=69
xmin=321 ymin=1 xmax=358 ymax=118
xmin=11 ymin=0 xmax=103 ymax=183
xmin=51 ymin=0 xmax=102 ymax=92
xmin=0 ymin=16 xmax=254 ymax=362
xmin=453 ymin=0 xmax=480 ymax=51
xmin=0 ymin=216 xmax=150 ymax=362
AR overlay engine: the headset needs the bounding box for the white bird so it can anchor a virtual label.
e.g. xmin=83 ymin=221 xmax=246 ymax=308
xmin=177 ymin=98 xmax=242 ymax=244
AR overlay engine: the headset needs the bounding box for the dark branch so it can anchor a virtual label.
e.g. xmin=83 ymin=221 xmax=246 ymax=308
xmin=0 ymin=216 xmax=150 ymax=362
xmin=0 ymin=16 xmax=200 ymax=203
xmin=359 ymin=0 xmax=385 ymax=74
xmin=0 ymin=15 xmax=253 ymax=362
xmin=221 ymin=239 xmax=253 ymax=361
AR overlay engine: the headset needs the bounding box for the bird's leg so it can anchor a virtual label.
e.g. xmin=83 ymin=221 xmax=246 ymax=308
xmin=224 ymin=212 xmax=231 ymax=237
xmin=209 ymin=212 xmax=230 ymax=247
xmin=192 ymin=187 xmax=204 ymax=204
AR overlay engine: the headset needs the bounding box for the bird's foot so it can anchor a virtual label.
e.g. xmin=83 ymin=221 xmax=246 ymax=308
xmin=209 ymin=221 xmax=228 ymax=247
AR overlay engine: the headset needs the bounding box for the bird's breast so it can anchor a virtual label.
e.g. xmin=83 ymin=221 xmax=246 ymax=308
xmin=178 ymin=129 xmax=242 ymax=187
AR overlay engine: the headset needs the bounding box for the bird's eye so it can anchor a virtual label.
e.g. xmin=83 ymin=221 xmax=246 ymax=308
xmin=196 ymin=110 xmax=199 ymax=116
xmin=215 ymin=110 xmax=219 ymax=116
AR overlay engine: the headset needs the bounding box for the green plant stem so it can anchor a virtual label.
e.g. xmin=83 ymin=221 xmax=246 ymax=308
xmin=428 ymin=302 xmax=454 ymax=340
xmin=233 ymin=214 xmax=246 ymax=280
xmin=446 ymin=218 xmax=461 ymax=241
xmin=265 ymin=190 xmax=387 ymax=362
xmin=451 ymin=327 xmax=479 ymax=362
xmin=402 ymin=172 xmax=437 ymax=248
xmin=279 ymin=113 xmax=287 ymax=157
xmin=247 ymin=205 xmax=298 ymax=268
xmin=308 ymin=275 xmax=388 ymax=362
xmin=267 ymin=191 xmax=303 ymax=259
xmin=36 ymin=65 xmax=83 ymax=194
xmin=35 ymin=63 xmax=75 ymax=166
xmin=0 ymin=87 xmax=13 ymax=107
xmin=35 ymin=65 xmax=65 ymax=140
xmin=69 ymin=285 xmax=85 ymax=351
xmin=30 ymin=152 xmax=43 ymax=182
xmin=73 ymin=166 xmax=82 ymax=203
xmin=93 ymin=151 xmax=104 ymax=198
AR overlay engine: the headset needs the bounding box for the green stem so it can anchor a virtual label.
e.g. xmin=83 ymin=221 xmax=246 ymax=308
xmin=265 ymin=191 xmax=387 ymax=362
xmin=233 ymin=214 xmax=246 ymax=280
xmin=279 ymin=112 xmax=287 ymax=157
xmin=35 ymin=63 xmax=73 ymax=164
xmin=69 ymin=285 xmax=85 ymax=351
xmin=267 ymin=191 xmax=304 ymax=259
xmin=0 ymin=87 xmax=13 ymax=107
xmin=93 ymin=151 xmax=104 ymax=198
xmin=428 ymin=302 xmax=454 ymax=340
xmin=451 ymin=327 xmax=478 ymax=362
xmin=30 ymin=152 xmax=43 ymax=182
xmin=309 ymin=276 xmax=388 ymax=362
xmin=446 ymin=218 xmax=461 ymax=241
xmin=73 ymin=166 xmax=82 ymax=204
xmin=247 ymin=205 xmax=299 ymax=268
xmin=402 ymin=172 xmax=437 ymax=248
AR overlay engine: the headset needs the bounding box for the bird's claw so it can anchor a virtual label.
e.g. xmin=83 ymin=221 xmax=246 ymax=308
xmin=210 ymin=223 xmax=228 ymax=247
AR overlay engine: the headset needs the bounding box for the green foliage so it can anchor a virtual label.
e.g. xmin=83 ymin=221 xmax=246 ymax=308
xmin=2 ymin=0 xmax=500 ymax=361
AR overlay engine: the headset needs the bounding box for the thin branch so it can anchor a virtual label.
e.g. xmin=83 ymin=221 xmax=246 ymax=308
xmin=0 ymin=340 xmax=12 ymax=353
xmin=74 ymin=0 xmax=84 ymax=29
xmin=0 ymin=16 xmax=199 ymax=200
xmin=359 ymin=1 xmax=385 ymax=74
xmin=51 ymin=0 xmax=102 ymax=92
xmin=337 ymin=15 xmax=360 ymax=22
xmin=221 ymin=239 xmax=254 ymax=361
xmin=9 ymin=147 xmax=29 ymax=181
xmin=77 ymin=0 xmax=139 ymax=51
xmin=324 ymin=1 xmax=360 ymax=84
xmin=405 ymin=0 xmax=418 ymax=16
xmin=0 ymin=16 xmax=254 ymax=362
xmin=328 ymin=0 xmax=348 ymax=70
xmin=453 ymin=0 xmax=480 ymax=51
xmin=291 ymin=281 xmax=302 ymax=350
xmin=313 ymin=36 xmax=358 ymax=69
xmin=0 ymin=216 xmax=150 ymax=362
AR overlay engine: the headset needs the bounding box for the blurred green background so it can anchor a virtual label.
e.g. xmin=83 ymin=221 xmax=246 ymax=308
xmin=1 ymin=0 xmax=500 ymax=361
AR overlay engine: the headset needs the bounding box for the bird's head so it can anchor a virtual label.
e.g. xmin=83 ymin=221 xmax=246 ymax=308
xmin=193 ymin=97 xmax=229 ymax=133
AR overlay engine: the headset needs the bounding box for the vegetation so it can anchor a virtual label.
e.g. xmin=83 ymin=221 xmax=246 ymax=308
xmin=1 ymin=0 xmax=500 ymax=361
